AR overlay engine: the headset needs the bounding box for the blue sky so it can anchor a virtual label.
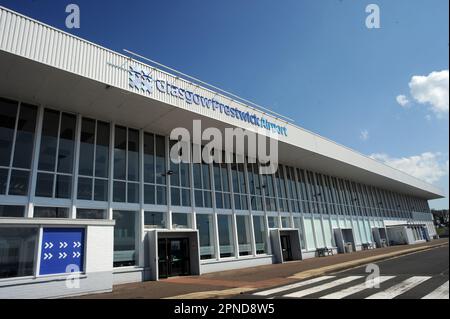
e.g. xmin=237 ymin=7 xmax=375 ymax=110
xmin=1 ymin=0 xmax=448 ymax=208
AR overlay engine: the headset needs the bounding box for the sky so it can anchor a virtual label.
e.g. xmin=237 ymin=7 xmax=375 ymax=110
xmin=1 ymin=0 xmax=448 ymax=208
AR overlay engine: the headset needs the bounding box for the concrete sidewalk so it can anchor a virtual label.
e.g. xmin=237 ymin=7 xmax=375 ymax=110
xmin=77 ymin=238 xmax=448 ymax=299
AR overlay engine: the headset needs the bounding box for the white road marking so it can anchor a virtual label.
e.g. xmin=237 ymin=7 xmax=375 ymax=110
xmin=422 ymin=281 xmax=449 ymax=299
xmin=320 ymin=276 xmax=396 ymax=299
xmin=283 ymin=276 xmax=364 ymax=298
xmin=253 ymin=276 xmax=335 ymax=296
xmin=366 ymin=276 xmax=431 ymax=299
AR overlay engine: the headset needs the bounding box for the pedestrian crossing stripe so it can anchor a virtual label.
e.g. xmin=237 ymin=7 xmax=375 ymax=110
xmin=253 ymin=275 xmax=449 ymax=299
xmin=284 ymin=276 xmax=364 ymax=298
xmin=422 ymin=281 xmax=449 ymax=300
xmin=320 ymin=276 xmax=396 ymax=299
xmin=365 ymin=276 xmax=432 ymax=299
xmin=253 ymin=276 xmax=335 ymax=296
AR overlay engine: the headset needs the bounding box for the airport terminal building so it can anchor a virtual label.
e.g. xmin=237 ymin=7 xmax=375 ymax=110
xmin=0 ymin=7 xmax=444 ymax=298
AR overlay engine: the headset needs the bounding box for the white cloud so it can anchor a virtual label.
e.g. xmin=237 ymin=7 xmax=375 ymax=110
xmin=360 ymin=129 xmax=369 ymax=141
xmin=409 ymin=70 xmax=449 ymax=117
xmin=370 ymin=152 xmax=449 ymax=184
xmin=396 ymin=94 xmax=410 ymax=107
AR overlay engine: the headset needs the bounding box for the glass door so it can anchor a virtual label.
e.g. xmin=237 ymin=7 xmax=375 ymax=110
xmin=158 ymin=238 xmax=190 ymax=278
xmin=280 ymin=235 xmax=293 ymax=262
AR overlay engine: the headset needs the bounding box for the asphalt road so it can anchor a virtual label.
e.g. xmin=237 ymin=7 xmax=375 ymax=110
xmin=238 ymin=245 xmax=449 ymax=299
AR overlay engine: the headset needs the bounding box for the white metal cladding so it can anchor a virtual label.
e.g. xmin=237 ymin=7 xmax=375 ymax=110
xmin=0 ymin=6 xmax=445 ymax=198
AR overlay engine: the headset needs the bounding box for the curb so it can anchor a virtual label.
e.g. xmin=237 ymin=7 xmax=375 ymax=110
xmin=289 ymin=242 xmax=448 ymax=280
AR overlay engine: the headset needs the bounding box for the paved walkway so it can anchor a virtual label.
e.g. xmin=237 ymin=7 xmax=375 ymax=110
xmin=77 ymin=239 xmax=448 ymax=299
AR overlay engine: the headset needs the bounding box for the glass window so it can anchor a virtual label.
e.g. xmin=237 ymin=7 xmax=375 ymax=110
xmin=79 ymin=118 xmax=95 ymax=176
xmin=196 ymin=214 xmax=216 ymax=260
xmin=114 ymin=126 xmax=127 ymax=180
xmin=0 ymin=98 xmax=17 ymax=167
xmin=0 ymin=205 xmax=25 ymax=218
xmin=0 ymin=100 xmax=37 ymax=197
xmin=36 ymin=109 xmax=76 ymax=199
xmin=127 ymin=129 xmax=140 ymax=182
xmin=267 ymin=216 xmax=279 ymax=229
xmin=314 ymin=217 xmax=325 ymax=248
xmin=35 ymin=173 xmax=54 ymax=197
xmin=113 ymin=126 xmax=140 ymax=203
xmin=95 ymin=121 xmax=110 ymax=178
xmin=236 ymin=215 xmax=252 ymax=256
xmin=304 ymin=216 xmax=316 ymax=250
xmin=38 ymin=109 xmax=59 ymax=172
xmin=144 ymin=211 xmax=166 ymax=229
xmin=77 ymin=119 xmax=110 ymax=201
xmin=77 ymin=209 xmax=106 ymax=219
xmin=34 ymin=207 xmax=70 ymax=219
xmin=0 ymin=227 xmax=38 ymax=279
xmin=253 ymin=216 xmax=267 ymax=254
xmin=8 ymin=170 xmax=30 ymax=196
xmin=144 ymin=133 xmax=167 ymax=205
xmin=217 ymin=215 xmax=235 ymax=258
xmin=172 ymin=213 xmax=190 ymax=229
xmin=57 ymin=113 xmax=76 ymax=174
xmin=113 ymin=210 xmax=137 ymax=267
xmin=169 ymin=140 xmax=191 ymax=208
xmin=281 ymin=217 xmax=291 ymax=228
xmin=13 ymin=103 xmax=37 ymax=169
xmin=214 ymin=161 xmax=232 ymax=210
xmin=0 ymin=168 xmax=7 ymax=194
xmin=293 ymin=217 xmax=306 ymax=249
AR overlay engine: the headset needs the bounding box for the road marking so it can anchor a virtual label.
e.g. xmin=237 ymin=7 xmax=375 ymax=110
xmin=320 ymin=276 xmax=396 ymax=299
xmin=284 ymin=276 xmax=364 ymax=298
xmin=366 ymin=276 xmax=431 ymax=299
xmin=253 ymin=276 xmax=335 ymax=296
xmin=422 ymin=281 xmax=449 ymax=299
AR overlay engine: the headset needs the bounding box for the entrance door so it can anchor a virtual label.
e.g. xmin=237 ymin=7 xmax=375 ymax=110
xmin=280 ymin=235 xmax=293 ymax=262
xmin=158 ymin=238 xmax=190 ymax=279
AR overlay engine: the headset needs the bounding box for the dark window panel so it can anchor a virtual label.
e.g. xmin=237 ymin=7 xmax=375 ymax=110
xmin=0 ymin=168 xmax=7 ymax=194
xmin=113 ymin=181 xmax=126 ymax=202
xmin=144 ymin=184 xmax=155 ymax=205
xmin=8 ymin=170 xmax=29 ymax=196
xmin=127 ymin=182 xmax=139 ymax=203
xmin=143 ymin=133 xmax=155 ymax=183
xmin=95 ymin=121 xmax=110 ymax=178
xmin=114 ymin=126 xmax=127 ymax=180
xmin=12 ymin=104 xmax=37 ymax=169
xmin=0 ymin=205 xmax=25 ymax=217
xmin=34 ymin=207 xmax=69 ymax=218
xmin=35 ymin=173 xmax=54 ymax=197
xmin=78 ymin=118 xmax=95 ymax=176
xmin=156 ymin=185 xmax=166 ymax=205
xmin=155 ymin=135 xmax=166 ymax=185
xmin=0 ymin=98 xmax=18 ymax=167
xmin=127 ymin=129 xmax=139 ymax=182
xmin=77 ymin=209 xmax=106 ymax=219
xmin=57 ymin=113 xmax=76 ymax=174
xmin=55 ymin=175 xmax=72 ymax=199
xmin=171 ymin=187 xmax=180 ymax=206
xmin=38 ymin=109 xmax=59 ymax=171
xmin=77 ymin=177 xmax=93 ymax=200
xmin=0 ymin=227 xmax=38 ymax=279
xmin=94 ymin=179 xmax=108 ymax=202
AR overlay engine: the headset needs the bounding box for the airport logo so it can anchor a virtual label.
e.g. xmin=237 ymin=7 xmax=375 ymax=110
xmin=129 ymin=65 xmax=153 ymax=94
xmin=125 ymin=64 xmax=287 ymax=137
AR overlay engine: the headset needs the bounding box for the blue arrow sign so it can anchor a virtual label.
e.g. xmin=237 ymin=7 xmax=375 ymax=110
xmin=39 ymin=228 xmax=85 ymax=276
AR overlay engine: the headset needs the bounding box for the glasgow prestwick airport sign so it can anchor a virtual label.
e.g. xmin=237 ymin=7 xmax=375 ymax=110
xmin=115 ymin=63 xmax=288 ymax=137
